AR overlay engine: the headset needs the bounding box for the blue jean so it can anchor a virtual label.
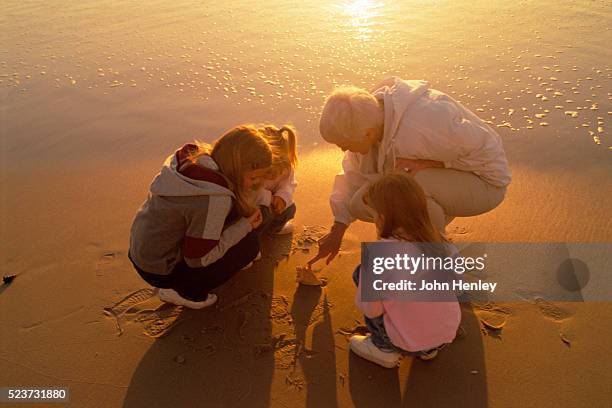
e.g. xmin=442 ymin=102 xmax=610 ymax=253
xmin=352 ymin=265 xmax=432 ymax=357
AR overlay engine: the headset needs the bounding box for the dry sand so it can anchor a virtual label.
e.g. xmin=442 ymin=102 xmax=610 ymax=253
xmin=1 ymin=147 xmax=611 ymax=408
xmin=1 ymin=0 xmax=612 ymax=407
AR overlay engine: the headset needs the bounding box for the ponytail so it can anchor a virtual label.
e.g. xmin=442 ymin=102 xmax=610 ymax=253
xmin=260 ymin=124 xmax=299 ymax=171
xmin=278 ymin=125 xmax=298 ymax=167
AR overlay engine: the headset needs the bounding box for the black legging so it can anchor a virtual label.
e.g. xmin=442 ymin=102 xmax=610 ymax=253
xmin=131 ymin=231 xmax=260 ymax=301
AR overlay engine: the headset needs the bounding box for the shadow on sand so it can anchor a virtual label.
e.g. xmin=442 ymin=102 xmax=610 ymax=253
xmin=122 ymin=234 xmax=292 ymax=408
xmin=290 ymin=285 xmax=338 ymax=408
xmin=122 ymin=233 xmax=487 ymax=408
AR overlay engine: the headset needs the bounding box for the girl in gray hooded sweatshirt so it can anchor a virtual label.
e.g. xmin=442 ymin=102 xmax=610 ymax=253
xmin=129 ymin=125 xmax=275 ymax=309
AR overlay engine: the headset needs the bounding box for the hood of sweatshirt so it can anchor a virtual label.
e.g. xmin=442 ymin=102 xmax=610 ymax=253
xmin=149 ymin=144 xmax=235 ymax=197
xmin=372 ymin=78 xmax=430 ymax=173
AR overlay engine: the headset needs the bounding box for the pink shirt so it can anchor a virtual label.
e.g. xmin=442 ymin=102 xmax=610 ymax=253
xmin=355 ymin=239 xmax=461 ymax=352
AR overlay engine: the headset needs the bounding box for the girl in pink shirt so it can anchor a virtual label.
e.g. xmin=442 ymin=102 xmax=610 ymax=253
xmin=350 ymin=172 xmax=461 ymax=368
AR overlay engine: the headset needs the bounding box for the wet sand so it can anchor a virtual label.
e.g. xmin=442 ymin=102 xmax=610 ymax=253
xmin=1 ymin=1 xmax=612 ymax=407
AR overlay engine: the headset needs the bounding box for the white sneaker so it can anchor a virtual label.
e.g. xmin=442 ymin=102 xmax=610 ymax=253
xmin=274 ymin=220 xmax=295 ymax=235
xmin=349 ymin=335 xmax=400 ymax=368
xmin=158 ymin=288 xmax=217 ymax=309
xmin=254 ymin=251 xmax=262 ymax=261
xmin=241 ymin=261 xmax=254 ymax=270
xmin=418 ymin=344 xmax=445 ymax=361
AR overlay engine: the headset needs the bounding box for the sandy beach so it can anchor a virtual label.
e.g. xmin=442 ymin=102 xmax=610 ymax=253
xmin=1 ymin=1 xmax=611 ymax=407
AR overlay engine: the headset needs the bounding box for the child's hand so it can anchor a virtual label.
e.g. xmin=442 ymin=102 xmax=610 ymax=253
xmin=271 ymin=196 xmax=286 ymax=214
xmin=248 ymin=208 xmax=263 ymax=229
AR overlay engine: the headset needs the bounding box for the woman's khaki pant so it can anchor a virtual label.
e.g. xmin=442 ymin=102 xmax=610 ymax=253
xmin=348 ymin=168 xmax=507 ymax=231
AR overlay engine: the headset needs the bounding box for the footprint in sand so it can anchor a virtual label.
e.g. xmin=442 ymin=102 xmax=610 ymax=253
xmin=103 ymin=288 xmax=184 ymax=337
xmin=534 ymin=297 xmax=573 ymax=322
xmin=477 ymin=310 xmax=508 ymax=337
xmin=103 ymin=288 xmax=157 ymax=317
xmin=136 ymin=304 xmax=185 ymax=338
xmin=473 ymin=303 xmax=511 ymax=336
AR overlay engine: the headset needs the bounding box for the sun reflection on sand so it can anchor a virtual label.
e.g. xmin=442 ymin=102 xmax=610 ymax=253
xmin=341 ymin=0 xmax=385 ymax=41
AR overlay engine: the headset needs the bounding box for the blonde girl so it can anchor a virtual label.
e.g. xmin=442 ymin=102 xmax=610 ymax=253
xmin=129 ymin=125 xmax=273 ymax=309
xmin=255 ymin=125 xmax=299 ymax=234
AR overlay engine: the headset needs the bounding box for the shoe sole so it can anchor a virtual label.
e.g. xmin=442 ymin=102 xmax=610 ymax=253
xmin=418 ymin=349 xmax=438 ymax=361
xmin=350 ymin=344 xmax=400 ymax=368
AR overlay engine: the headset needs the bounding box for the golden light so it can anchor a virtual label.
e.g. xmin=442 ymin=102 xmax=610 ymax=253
xmin=341 ymin=0 xmax=385 ymax=41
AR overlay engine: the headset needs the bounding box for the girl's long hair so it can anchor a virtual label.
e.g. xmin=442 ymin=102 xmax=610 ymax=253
xmin=260 ymin=124 xmax=298 ymax=173
xmin=364 ymin=171 xmax=449 ymax=256
xmin=191 ymin=125 xmax=273 ymax=217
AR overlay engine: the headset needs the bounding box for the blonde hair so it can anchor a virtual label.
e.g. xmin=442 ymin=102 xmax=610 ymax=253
xmin=319 ymin=86 xmax=383 ymax=144
xmin=191 ymin=125 xmax=273 ymax=217
xmin=260 ymin=124 xmax=298 ymax=173
xmin=364 ymin=172 xmax=448 ymax=255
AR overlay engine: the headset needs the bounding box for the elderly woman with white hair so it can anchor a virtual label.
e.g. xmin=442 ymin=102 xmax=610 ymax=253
xmin=308 ymin=77 xmax=511 ymax=266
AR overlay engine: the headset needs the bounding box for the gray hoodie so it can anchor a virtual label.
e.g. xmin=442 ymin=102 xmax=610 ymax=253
xmin=129 ymin=144 xmax=252 ymax=275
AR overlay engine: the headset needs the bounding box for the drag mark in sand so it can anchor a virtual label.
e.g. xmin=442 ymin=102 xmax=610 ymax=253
xmin=20 ymin=305 xmax=86 ymax=331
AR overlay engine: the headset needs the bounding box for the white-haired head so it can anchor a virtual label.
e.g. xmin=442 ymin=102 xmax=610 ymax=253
xmin=319 ymin=86 xmax=384 ymax=147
